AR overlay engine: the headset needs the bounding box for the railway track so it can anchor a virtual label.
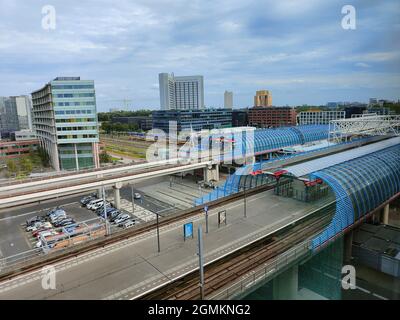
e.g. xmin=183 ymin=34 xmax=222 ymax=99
xmin=0 ymin=182 xmax=284 ymax=282
xmin=138 ymin=210 xmax=333 ymax=300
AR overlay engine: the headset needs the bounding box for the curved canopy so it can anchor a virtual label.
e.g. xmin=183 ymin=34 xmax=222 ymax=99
xmin=310 ymin=144 xmax=400 ymax=250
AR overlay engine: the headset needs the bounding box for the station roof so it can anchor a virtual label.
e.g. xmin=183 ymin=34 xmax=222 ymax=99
xmin=280 ymin=136 xmax=400 ymax=178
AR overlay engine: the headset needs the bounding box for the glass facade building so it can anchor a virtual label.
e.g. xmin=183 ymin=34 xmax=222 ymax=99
xmin=152 ymin=109 xmax=232 ymax=132
xmin=31 ymin=77 xmax=99 ymax=171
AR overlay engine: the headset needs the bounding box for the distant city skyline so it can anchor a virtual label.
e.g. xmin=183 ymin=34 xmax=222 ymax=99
xmin=0 ymin=1 xmax=399 ymax=111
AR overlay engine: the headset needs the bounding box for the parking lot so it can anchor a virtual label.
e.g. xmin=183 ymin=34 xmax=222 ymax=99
xmin=0 ymin=173 xmax=228 ymax=261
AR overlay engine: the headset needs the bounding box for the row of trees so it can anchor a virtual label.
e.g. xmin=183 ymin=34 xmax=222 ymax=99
xmin=100 ymin=122 xmax=141 ymax=133
xmin=98 ymin=110 xmax=152 ymax=122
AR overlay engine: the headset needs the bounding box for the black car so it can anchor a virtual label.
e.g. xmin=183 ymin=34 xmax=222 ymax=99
xmin=26 ymin=215 xmax=46 ymax=226
xmin=54 ymin=218 xmax=75 ymax=227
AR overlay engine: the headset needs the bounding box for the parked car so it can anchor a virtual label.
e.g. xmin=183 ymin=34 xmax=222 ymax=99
xmin=134 ymin=193 xmax=141 ymax=199
xmin=91 ymin=201 xmax=107 ymax=211
xmin=46 ymin=207 xmax=64 ymax=217
xmin=32 ymin=224 xmax=53 ymax=237
xmin=37 ymin=230 xmax=58 ymax=239
xmin=86 ymin=199 xmax=104 ymax=209
xmin=110 ymin=212 xmax=124 ymax=222
xmin=50 ymin=213 xmax=67 ymax=223
xmin=114 ymin=214 xmax=130 ymax=225
xmin=30 ymin=222 xmax=52 ymax=233
xmin=119 ymin=219 xmax=135 ymax=228
xmin=26 ymin=215 xmax=46 ymax=226
xmin=54 ymin=218 xmax=75 ymax=227
xmin=80 ymin=195 xmax=96 ymax=205
xmin=26 ymin=221 xmax=46 ymax=232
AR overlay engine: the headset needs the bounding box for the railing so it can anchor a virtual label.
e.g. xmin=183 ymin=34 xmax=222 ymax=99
xmin=208 ymin=239 xmax=312 ymax=300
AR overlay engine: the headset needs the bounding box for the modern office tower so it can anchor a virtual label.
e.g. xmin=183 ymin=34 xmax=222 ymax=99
xmin=297 ymin=111 xmax=346 ymax=125
xmin=0 ymin=95 xmax=33 ymax=136
xmin=14 ymin=95 xmax=33 ymax=130
xmin=159 ymin=73 xmax=204 ymax=110
xmin=224 ymin=91 xmax=233 ymax=109
xmin=31 ymin=77 xmax=100 ymax=171
xmin=254 ymin=90 xmax=272 ymax=107
xmin=0 ymin=97 xmax=20 ymax=138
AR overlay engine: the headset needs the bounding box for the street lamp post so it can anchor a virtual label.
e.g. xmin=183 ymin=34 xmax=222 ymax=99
xmin=197 ymin=225 xmax=205 ymax=300
xmin=156 ymin=213 xmax=160 ymax=253
xmin=243 ymin=185 xmax=247 ymax=218
xmin=102 ymin=186 xmax=109 ymax=235
xmin=131 ymin=184 xmax=135 ymax=214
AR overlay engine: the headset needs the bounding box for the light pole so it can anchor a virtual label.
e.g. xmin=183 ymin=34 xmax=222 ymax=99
xmin=102 ymin=186 xmax=110 ymax=235
xmin=156 ymin=212 xmax=160 ymax=253
xmin=130 ymin=184 xmax=135 ymax=214
xmin=243 ymin=185 xmax=247 ymax=218
xmin=197 ymin=225 xmax=205 ymax=300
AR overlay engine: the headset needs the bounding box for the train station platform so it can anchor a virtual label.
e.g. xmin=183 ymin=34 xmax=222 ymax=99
xmin=0 ymin=189 xmax=331 ymax=300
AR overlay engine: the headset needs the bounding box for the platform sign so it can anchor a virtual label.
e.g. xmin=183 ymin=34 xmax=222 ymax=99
xmin=218 ymin=210 xmax=227 ymax=227
xmin=204 ymin=205 xmax=208 ymax=213
xmin=183 ymin=222 xmax=194 ymax=241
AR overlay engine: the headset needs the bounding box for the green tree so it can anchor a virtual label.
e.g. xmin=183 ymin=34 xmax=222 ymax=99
xmin=6 ymin=159 xmax=18 ymax=176
xmin=99 ymin=151 xmax=112 ymax=163
xmin=20 ymin=157 xmax=33 ymax=174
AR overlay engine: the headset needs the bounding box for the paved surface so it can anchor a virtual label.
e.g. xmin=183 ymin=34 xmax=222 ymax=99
xmin=0 ymin=189 xmax=330 ymax=300
xmin=0 ymin=195 xmax=93 ymax=259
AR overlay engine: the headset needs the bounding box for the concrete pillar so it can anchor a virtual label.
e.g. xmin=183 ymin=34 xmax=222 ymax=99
xmin=113 ymin=182 xmax=122 ymax=209
xmin=203 ymin=164 xmax=220 ymax=182
xmin=344 ymin=230 xmax=353 ymax=263
xmin=382 ymin=204 xmax=389 ymax=225
xmin=273 ymin=265 xmax=298 ymax=300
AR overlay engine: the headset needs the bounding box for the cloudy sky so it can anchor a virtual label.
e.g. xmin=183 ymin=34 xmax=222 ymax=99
xmin=0 ymin=0 xmax=399 ymax=110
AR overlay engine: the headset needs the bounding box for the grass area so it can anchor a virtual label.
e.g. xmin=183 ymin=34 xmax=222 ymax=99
xmin=105 ymin=145 xmax=146 ymax=159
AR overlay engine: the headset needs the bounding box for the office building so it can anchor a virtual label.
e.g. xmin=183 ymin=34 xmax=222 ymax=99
xmin=0 ymin=95 xmax=33 ymax=136
xmin=297 ymin=111 xmax=346 ymax=125
xmin=11 ymin=130 xmax=37 ymax=141
xmin=0 ymin=97 xmax=20 ymax=137
xmin=248 ymin=106 xmax=296 ymax=128
xmin=224 ymin=91 xmax=233 ymax=109
xmin=232 ymin=109 xmax=249 ymax=127
xmin=254 ymin=90 xmax=272 ymax=107
xmin=159 ymin=73 xmax=204 ymax=110
xmin=31 ymin=77 xmax=100 ymax=171
xmin=344 ymin=105 xmax=367 ymax=118
xmin=152 ymin=109 xmax=232 ymax=132
xmin=111 ymin=116 xmax=153 ymax=131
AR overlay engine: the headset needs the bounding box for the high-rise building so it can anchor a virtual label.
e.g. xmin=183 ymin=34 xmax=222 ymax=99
xmin=159 ymin=73 xmax=204 ymax=110
xmin=254 ymin=90 xmax=272 ymax=107
xmin=31 ymin=77 xmax=100 ymax=171
xmin=0 ymin=97 xmax=19 ymax=137
xmin=224 ymin=91 xmax=233 ymax=109
xmin=14 ymin=95 xmax=33 ymax=130
xmin=0 ymin=95 xmax=33 ymax=136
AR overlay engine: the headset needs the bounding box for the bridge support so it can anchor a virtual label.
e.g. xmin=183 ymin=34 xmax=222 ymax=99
xmin=203 ymin=164 xmax=219 ymax=182
xmin=113 ymin=182 xmax=122 ymax=209
xmin=273 ymin=265 xmax=298 ymax=300
xmin=382 ymin=204 xmax=389 ymax=225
